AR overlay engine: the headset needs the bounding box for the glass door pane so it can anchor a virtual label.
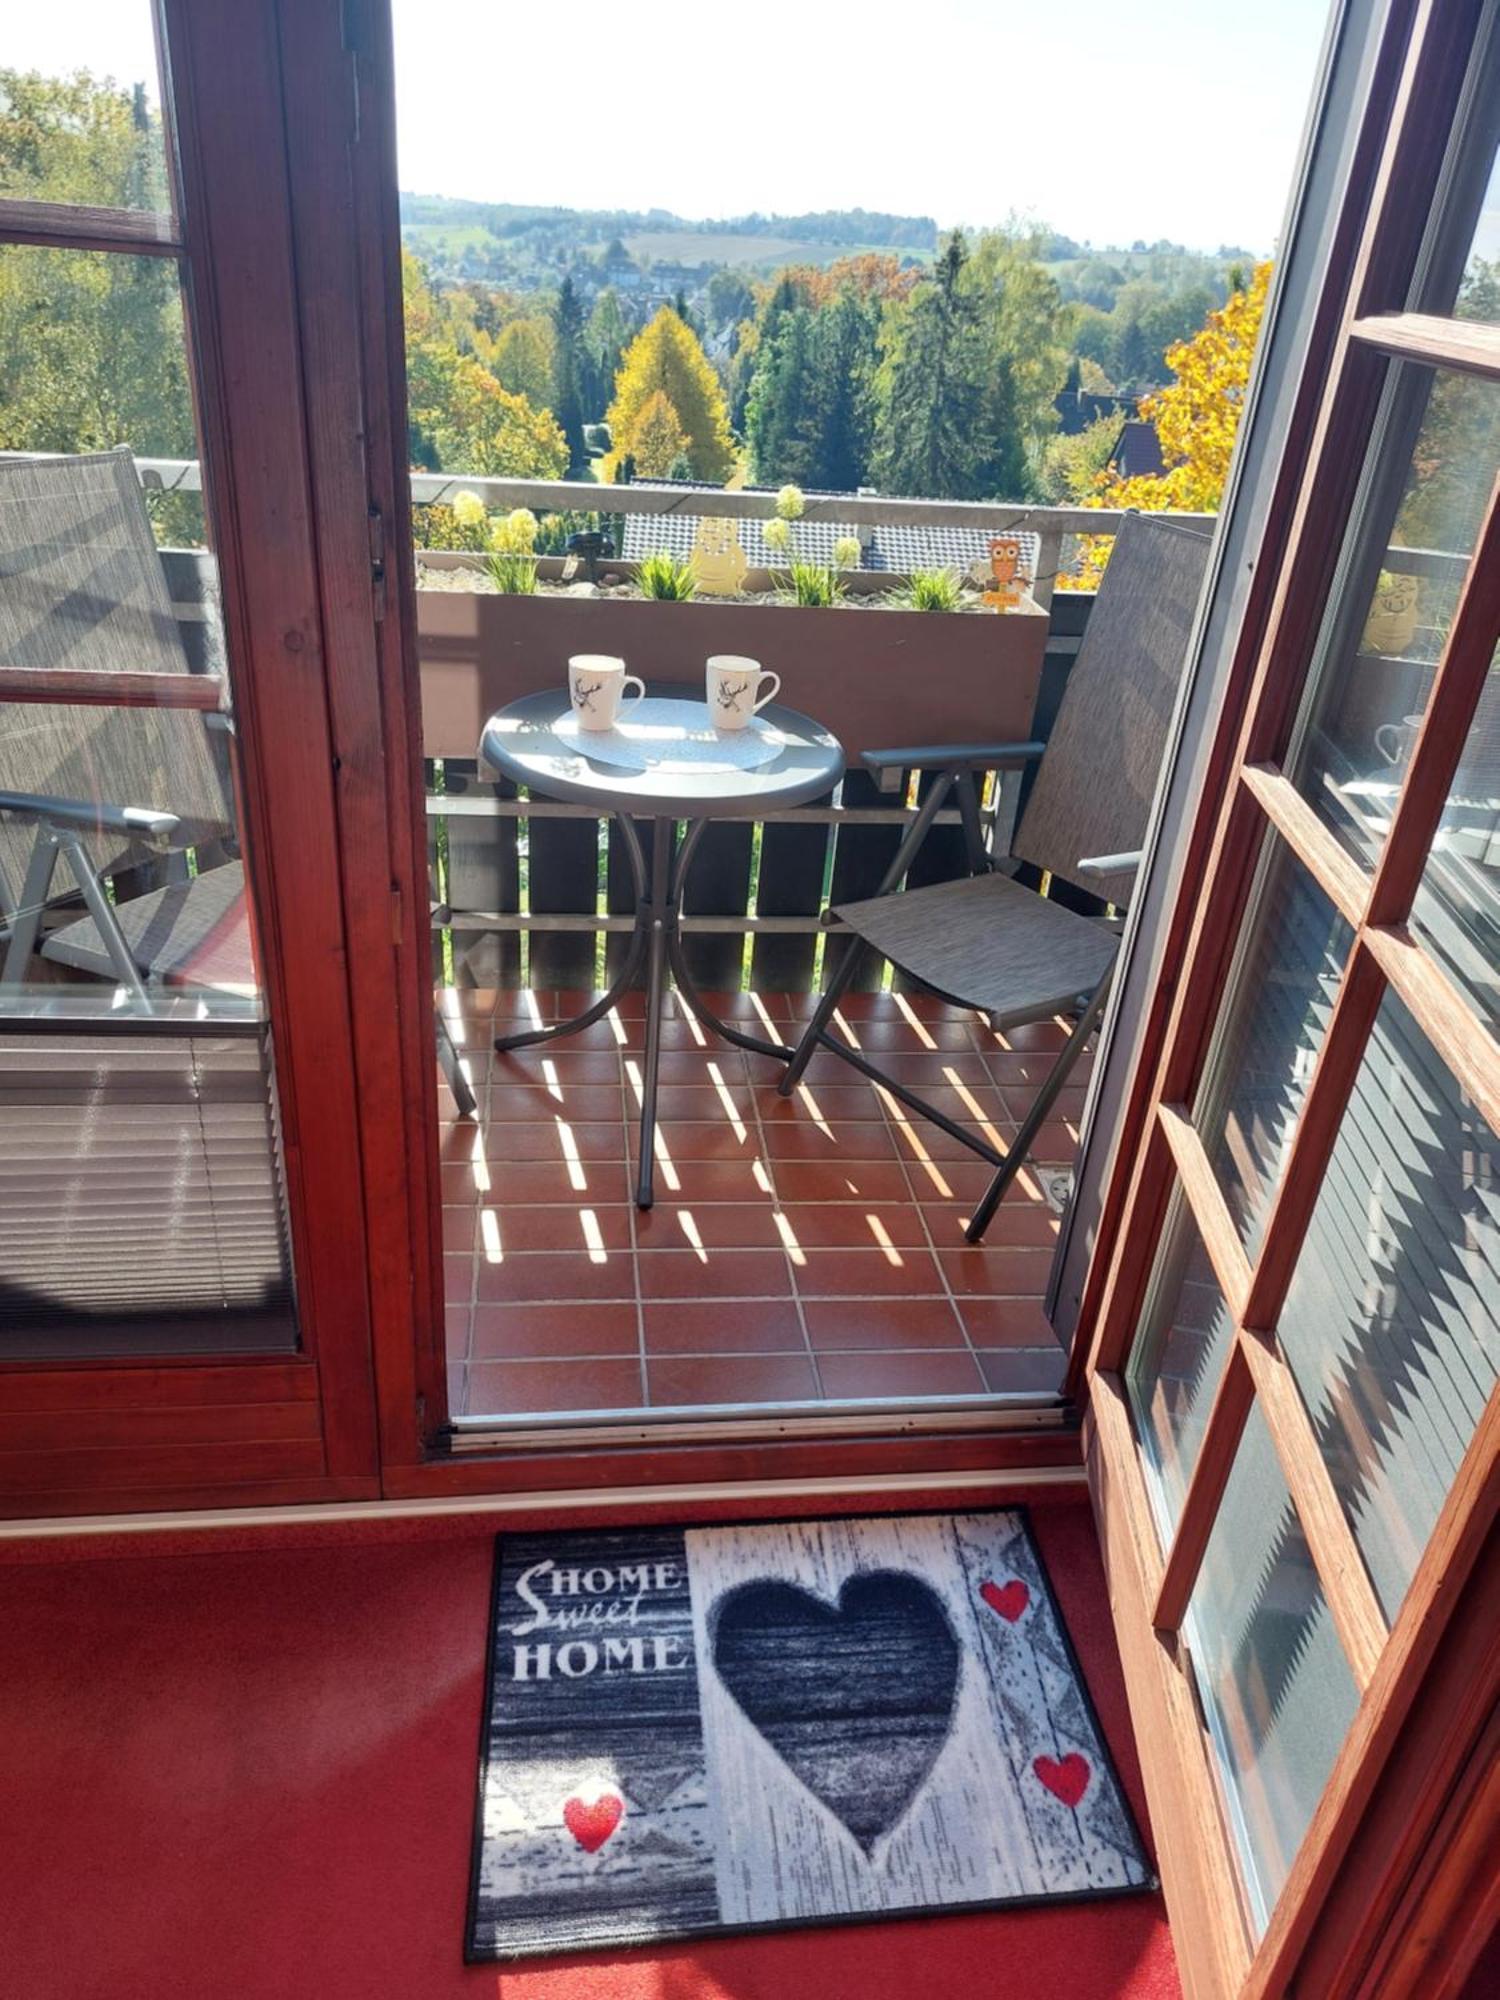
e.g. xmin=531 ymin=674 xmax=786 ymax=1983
xmin=0 ymin=67 xmax=295 ymax=1357
xmin=0 ymin=13 xmax=173 ymax=209
xmin=1181 ymin=1402 xmax=1360 ymax=1935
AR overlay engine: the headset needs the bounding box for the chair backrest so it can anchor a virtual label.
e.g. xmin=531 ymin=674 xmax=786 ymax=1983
xmin=0 ymin=449 xmax=231 ymax=892
xmin=1012 ymin=512 xmax=1213 ymax=908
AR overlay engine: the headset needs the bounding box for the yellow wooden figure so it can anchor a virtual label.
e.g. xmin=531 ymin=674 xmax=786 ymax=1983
xmin=980 ymin=536 xmax=1027 ymax=611
xmin=691 ymin=517 xmax=750 ymax=596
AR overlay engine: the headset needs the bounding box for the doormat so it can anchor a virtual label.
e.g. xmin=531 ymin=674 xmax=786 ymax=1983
xmin=467 ymin=1510 xmax=1152 ymax=1958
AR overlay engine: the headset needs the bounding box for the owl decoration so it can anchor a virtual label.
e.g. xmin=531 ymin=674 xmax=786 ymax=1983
xmin=691 ymin=517 xmax=750 ymax=596
xmin=979 ymin=536 xmax=1030 ymax=612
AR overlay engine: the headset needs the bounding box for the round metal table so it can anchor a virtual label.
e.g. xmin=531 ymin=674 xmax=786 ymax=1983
xmin=480 ymin=687 xmax=845 ymax=1206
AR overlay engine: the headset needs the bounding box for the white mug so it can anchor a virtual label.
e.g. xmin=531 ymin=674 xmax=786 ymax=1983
xmin=707 ymin=654 xmax=780 ymax=731
xmin=1375 ymin=713 xmax=1424 ymax=767
xmin=569 ymin=654 xmax=644 ymax=732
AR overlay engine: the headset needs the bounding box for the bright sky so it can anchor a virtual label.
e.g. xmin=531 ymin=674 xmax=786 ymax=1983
xmin=11 ymin=0 xmax=1335 ymax=252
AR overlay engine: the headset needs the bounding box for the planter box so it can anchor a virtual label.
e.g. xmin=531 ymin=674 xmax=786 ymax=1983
xmin=416 ymin=589 xmax=1049 ymax=765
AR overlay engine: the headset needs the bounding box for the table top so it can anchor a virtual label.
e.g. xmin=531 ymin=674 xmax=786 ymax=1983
xmin=481 ymin=685 xmax=845 ymax=818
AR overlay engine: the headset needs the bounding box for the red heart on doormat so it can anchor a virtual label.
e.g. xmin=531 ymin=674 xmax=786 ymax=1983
xmin=563 ymin=1791 xmax=624 ymax=1853
xmin=980 ymin=1578 xmax=1030 ymax=1622
xmin=1033 ymin=1753 xmax=1091 ymax=1808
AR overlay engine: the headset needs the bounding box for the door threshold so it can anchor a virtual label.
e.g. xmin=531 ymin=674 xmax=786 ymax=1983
xmin=446 ymin=1389 xmax=1070 ymax=1454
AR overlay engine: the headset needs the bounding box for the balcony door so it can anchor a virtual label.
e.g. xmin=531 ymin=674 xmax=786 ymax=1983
xmin=1074 ymin=1 xmax=1498 ymax=1993
xmin=0 ymin=2 xmax=423 ymax=1513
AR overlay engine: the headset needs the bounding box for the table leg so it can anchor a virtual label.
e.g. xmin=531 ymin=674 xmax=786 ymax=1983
xmin=492 ymin=815 xmax=650 ymax=1055
xmin=664 ymin=817 xmax=797 ymax=1062
xmin=634 ymin=818 xmax=674 ymax=1208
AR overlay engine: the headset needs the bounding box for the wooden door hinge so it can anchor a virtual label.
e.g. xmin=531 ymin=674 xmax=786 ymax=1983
xmin=368 ymin=500 xmax=386 ymax=621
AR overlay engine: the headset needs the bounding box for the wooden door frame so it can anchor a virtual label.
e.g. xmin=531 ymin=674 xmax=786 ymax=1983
xmin=0 ymin=0 xmax=392 ymax=1513
xmin=1074 ymin=1 xmax=1500 ymax=1992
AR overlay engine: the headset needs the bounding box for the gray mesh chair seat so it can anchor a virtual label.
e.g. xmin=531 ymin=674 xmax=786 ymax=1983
xmin=832 ymin=872 xmax=1118 ymax=1028
xmin=43 ymin=858 xmax=250 ymax=988
xmin=780 ymin=513 xmax=1214 ymax=1243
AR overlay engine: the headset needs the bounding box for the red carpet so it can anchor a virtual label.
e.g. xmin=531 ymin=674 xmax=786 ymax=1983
xmin=0 ymin=1501 xmax=1178 ymax=2000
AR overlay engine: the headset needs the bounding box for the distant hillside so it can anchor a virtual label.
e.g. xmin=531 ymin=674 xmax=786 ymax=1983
xmin=399 ymin=196 xmax=939 ymax=290
xmin=399 ymin=195 xmax=936 ymax=249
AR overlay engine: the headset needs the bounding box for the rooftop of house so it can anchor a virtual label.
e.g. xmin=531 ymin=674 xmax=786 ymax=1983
xmin=618 ymin=485 xmax=1042 ymax=577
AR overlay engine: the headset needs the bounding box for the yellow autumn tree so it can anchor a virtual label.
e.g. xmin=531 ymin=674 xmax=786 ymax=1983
xmin=1069 ymin=262 xmax=1272 ymax=584
xmin=605 ymin=307 xmax=736 ymax=483
xmin=489 ymin=316 xmax=555 ymax=408
xmin=403 ymin=251 xmax=567 ymax=479
xmin=629 ymin=388 xmax=688 ymax=477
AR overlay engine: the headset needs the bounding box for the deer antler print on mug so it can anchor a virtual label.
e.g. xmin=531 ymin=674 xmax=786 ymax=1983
xmin=707 ymin=656 xmax=780 ymax=731
xmin=569 ymin=656 xmax=645 ymax=732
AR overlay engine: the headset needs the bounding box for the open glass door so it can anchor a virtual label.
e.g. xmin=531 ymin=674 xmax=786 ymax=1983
xmin=1076 ymin=2 xmax=1499 ymax=1993
xmin=0 ymin=2 xmax=386 ymax=1512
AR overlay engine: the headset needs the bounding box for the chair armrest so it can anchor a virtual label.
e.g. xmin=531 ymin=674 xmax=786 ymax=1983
xmin=861 ymin=741 xmax=1047 ymax=774
xmin=1076 ymin=850 xmax=1143 ymax=878
xmin=0 ymin=791 xmax=180 ymax=842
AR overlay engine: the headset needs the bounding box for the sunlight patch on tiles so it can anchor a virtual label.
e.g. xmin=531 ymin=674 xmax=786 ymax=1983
xmin=676 ymin=1209 xmax=708 ymax=1263
xmin=553 ymin=1116 xmax=589 ymax=1192
xmin=749 ymin=992 xmax=780 ymax=1042
xmin=830 ymin=1007 xmax=862 ymax=1050
xmin=796 ymin=1083 xmax=833 ymax=1137
xmin=882 ymin=1094 xmax=954 ymax=1198
xmin=865 ymin=1213 xmax=904 ymax=1265
xmin=940 ymin=1065 xmax=1007 ymax=1150
xmin=894 ymin=993 xmax=936 ymax=1048
xmin=707 ymin=1061 xmax=746 ymax=1141
xmin=773 ymin=1209 xmax=806 ymax=1266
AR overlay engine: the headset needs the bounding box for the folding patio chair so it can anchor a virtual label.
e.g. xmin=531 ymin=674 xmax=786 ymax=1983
xmin=0 ymin=449 xmax=476 ymax=1112
xmin=778 ymin=512 xmax=1212 ymax=1241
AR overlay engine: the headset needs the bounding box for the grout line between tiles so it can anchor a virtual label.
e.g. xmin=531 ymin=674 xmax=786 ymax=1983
xmin=742 ymin=1049 xmax=824 ymax=1400
xmin=879 ymin=1023 xmax=987 ymax=1394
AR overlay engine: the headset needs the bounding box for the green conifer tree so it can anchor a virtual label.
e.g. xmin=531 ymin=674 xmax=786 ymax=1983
xmin=551 ymin=275 xmax=588 ymax=474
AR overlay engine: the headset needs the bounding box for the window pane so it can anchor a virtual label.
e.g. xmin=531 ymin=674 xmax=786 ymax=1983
xmin=1412 ymin=12 xmax=1499 ymax=325
xmin=1290 ymin=365 xmax=1500 ymax=871
xmin=0 ymin=28 xmax=171 ymax=211
xmin=1183 ymin=1401 xmax=1360 ymax=1935
xmin=1195 ymin=837 xmax=1353 ymax=1257
xmin=1274 ymin=988 xmax=1498 ymax=1621
xmin=1453 ymin=139 xmax=1499 ymax=322
xmin=1127 ymin=1192 xmax=1238 ymax=1534
xmin=0 ymin=245 xmax=195 ymax=467
xmin=1408 ymin=642 xmax=1500 ymax=1033
xmin=0 ymin=246 xmax=291 ymax=1357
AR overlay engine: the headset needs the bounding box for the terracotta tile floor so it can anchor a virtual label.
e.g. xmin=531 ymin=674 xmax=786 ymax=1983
xmin=437 ymin=986 xmax=1084 ymax=1420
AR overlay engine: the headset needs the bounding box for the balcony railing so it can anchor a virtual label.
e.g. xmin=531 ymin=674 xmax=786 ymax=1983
xmin=136 ymin=458 xmax=1218 ymax=991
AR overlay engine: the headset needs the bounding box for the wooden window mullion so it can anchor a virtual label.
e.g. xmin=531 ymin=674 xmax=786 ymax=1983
xmin=1236 ymin=1328 xmax=1389 ymax=1688
xmin=1237 ymin=769 xmax=1370 ymax=926
xmin=1361 ymin=926 xmax=1500 ymax=1128
xmin=1348 ymin=309 xmax=1500 ymax=379
xmin=1156 ymin=1104 xmax=1253 ymax=1313
xmin=1150 ymin=1320 xmax=1388 ymax=1687
xmin=1150 ymin=1338 xmax=1255 ymax=1630
xmin=0 ymin=196 xmax=181 ymax=257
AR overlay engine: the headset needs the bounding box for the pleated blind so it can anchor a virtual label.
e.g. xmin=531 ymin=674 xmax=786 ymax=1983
xmin=1275 ymin=986 xmax=1498 ymax=1621
xmin=0 ymin=1028 xmax=298 ymax=1358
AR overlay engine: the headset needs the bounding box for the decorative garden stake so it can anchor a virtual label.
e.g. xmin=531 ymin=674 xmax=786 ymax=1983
xmin=692 ymin=517 xmax=749 ymax=596
xmin=981 ymin=535 xmax=1028 ymax=611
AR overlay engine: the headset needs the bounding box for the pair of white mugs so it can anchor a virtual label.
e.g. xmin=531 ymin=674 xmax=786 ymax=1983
xmin=568 ymin=654 xmax=780 ymax=732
